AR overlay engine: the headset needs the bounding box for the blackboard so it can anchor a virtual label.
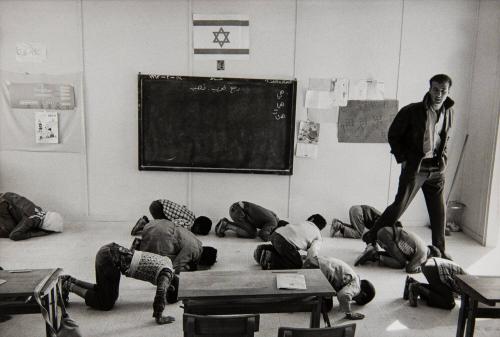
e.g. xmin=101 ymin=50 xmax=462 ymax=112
xmin=138 ymin=74 xmax=296 ymax=175
xmin=337 ymin=100 xmax=398 ymax=143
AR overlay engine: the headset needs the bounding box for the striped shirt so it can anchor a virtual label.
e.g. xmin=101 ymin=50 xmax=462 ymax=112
xmin=429 ymin=257 xmax=466 ymax=293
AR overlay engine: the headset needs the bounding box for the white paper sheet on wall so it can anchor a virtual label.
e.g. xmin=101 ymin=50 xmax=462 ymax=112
xmin=305 ymin=78 xmax=349 ymax=108
xmin=16 ymin=42 xmax=47 ymax=63
xmin=350 ymin=80 xmax=385 ymax=100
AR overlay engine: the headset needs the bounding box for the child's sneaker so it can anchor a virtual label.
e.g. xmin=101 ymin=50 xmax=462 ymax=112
xmin=60 ymin=275 xmax=75 ymax=306
xmin=215 ymin=218 xmax=229 ymax=237
xmin=408 ymin=283 xmax=420 ymax=307
xmin=330 ymin=219 xmax=343 ymax=237
xmin=403 ymin=276 xmax=416 ymax=300
xmin=131 ymin=215 xmax=149 ymax=236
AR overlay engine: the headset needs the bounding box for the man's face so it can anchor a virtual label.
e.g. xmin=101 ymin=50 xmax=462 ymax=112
xmin=429 ymin=81 xmax=450 ymax=108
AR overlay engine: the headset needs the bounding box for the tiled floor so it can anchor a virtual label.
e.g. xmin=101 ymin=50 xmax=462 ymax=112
xmin=1 ymin=221 xmax=499 ymax=337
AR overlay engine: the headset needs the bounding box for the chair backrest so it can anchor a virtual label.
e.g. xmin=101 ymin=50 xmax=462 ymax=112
xmin=277 ymin=323 xmax=356 ymax=337
xmin=183 ymin=313 xmax=260 ymax=337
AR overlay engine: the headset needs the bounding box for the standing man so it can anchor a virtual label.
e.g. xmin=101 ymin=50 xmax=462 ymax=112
xmin=362 ymin=74 xmax=454 ymax=259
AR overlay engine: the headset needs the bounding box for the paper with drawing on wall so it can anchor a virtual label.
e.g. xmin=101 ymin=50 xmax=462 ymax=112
xmin=296 ymin=120 xmax=320 ymax=159
xmin=35 ymin=111 xmax=59 ymax=144
xmin=276 ymin=273 xmax=307 ymax=290
xmin=350 ymin=80 xmax=385 ymax=100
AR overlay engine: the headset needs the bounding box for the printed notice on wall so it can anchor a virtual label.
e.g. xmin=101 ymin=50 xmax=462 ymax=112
xmin=35 ymin=111 xmax=59 ymax=144
xmin=8 ymin=82 xmax=76 ymax=110
xmin=296 ymin=120 xmax=320 ymax=159
xmin=16 ymin=42 xmax=47 ymax=63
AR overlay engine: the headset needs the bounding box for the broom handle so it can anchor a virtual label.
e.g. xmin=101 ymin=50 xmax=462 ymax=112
xmin=446 ymin=134 xmax=469 ymax=205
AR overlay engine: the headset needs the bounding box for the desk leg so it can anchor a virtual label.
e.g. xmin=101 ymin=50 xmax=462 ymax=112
xmin=465 ymin=299 xmax=478 ymax=337
xmin=42 ymin=295 xmax=52 ymax=337
xmin=310 ymin=297 xmax=322 ymax=328
xmin=51 ymin=285 xmax=58 ymax=330
xmin=456 ymin=295 xmax=469 ymax=337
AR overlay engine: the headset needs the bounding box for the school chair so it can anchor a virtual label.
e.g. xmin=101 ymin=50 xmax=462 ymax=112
xmin=183 ymin=313 xmax=260 ymax=337
xmin=277 ymin=323 xmax=356 ymax=337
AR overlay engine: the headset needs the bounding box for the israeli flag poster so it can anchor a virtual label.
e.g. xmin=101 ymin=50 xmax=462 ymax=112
xmin=193 ymin=14 xmax=250 ymax=60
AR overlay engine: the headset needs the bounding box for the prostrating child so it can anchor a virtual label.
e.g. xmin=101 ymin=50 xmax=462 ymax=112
xmin=404 ymin=257 xmax=466 ymax=310
xmin=215 ymin=201 xmax=280 ymax=241
xmin=354 ymin=226 xmax=442 ymax=273
xmin=131 ymin=199 xmax=212 ymax=235
xmin=330 ymin=205 xmax=402 ymax=239
xmin=305 ymin=256 xmax=376 ymax=320
xmin=61 ymin=242 xmax=179 ymax=325
xmin=0 ymin=192 xmax=63 ymax=241
xmin=254 ymin=214 xmax=326 ymax=270
xmin=132 ymin=218 xmax=217 ymax=273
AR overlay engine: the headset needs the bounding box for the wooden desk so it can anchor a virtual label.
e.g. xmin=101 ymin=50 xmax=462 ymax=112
xmin=0 ymin=268 xmax=62 ymax=337
xmin=454 ymin=275 xmax=500 ymax=337
xmin=178 ymin=269 xmax=334 ymax=328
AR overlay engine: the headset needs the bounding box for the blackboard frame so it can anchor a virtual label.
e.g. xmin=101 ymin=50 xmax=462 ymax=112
xmin=138 ymin=74 xmax=297 ymax=175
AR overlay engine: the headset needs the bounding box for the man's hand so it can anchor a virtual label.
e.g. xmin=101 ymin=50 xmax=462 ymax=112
xmin=345 ymin=312 xmax=365 ymax=320
xmin=406 ymin=266 xmax=421 ymax=274
xmin=155 ymin=315 xmax=175 ymax=325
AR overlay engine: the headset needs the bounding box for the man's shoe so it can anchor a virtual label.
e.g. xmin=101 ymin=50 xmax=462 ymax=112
xmin=131 ymin=215 xmax=149 ymax=236
xmin=403 ymin=276 xmax=416 ymax=300
xmin=215 ymin=218 xmax=229 ymax=237
xmin=408 ymin=283 xmax=420 ymax=307
xmin=330 ymin=219 xmax=343 ymax=237
xmin=354 ymin=245 xmax=378 ymax=266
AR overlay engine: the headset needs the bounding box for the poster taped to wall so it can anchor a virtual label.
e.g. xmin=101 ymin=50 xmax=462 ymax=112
xmin=296 ymin=120 xmax=320 ymax=159
xmin=8 ymin=82 xmax=75 ymax=110
xmin=35 ymin=111 xmax=59 ymax=144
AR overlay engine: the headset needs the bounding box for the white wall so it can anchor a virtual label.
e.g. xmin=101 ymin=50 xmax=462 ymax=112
xmin=466 ymin=0 xmax=500 ymax=245
xmin=1 ymin=0 xmax=498 ymax=245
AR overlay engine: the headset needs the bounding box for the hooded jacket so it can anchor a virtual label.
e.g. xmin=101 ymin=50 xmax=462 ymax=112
xmin=139 ymin=219 xmax=203 ymax=273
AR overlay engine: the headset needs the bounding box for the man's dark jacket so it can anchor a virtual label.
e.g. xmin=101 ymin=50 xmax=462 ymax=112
xmin=388 ymin=93 xmax=454 ymax=173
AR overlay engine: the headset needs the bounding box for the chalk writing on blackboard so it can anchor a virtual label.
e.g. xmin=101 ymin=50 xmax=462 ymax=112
xmin=139 ymin=74 xmax=297 ymax=174
xmin=338 ymin=100 xmax=398 ymax=143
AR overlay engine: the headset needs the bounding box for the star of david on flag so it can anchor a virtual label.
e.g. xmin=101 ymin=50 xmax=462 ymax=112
xmin=193 ymin=14 xmax=250 ymax=60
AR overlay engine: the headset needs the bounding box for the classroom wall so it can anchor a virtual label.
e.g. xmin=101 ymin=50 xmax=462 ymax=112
xmin=0 ymin=0 xmax=498 ymax=245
